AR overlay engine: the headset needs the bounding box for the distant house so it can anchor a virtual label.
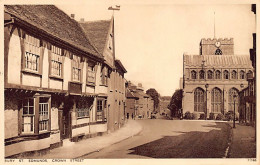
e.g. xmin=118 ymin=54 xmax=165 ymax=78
xmin=159 ymin=96 xmax=171 ymax=116
xmin=126 ymin=88 xmax=139 ymax=119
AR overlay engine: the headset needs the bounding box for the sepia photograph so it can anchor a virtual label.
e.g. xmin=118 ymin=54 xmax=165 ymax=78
xmin=2 ymin=0 xmax=258 ymax=164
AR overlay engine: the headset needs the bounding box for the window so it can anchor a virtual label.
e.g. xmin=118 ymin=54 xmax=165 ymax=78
xmin=240 ymin=70 xmax=245 ymax=79
xmin=215 ymin=48 xmax=222 ymax=55
xmin=24 ymin=34 xmax=41 ymax=72
xmin=87 ymin=64 xmax=96 ymax=85
xmin=207 ymin=70 xmax=213 ymax=79
xmin=22 ymin=98 xmax=34 ymax=133
xmin=97 ymin=100 xmax=103 ymax=121
xmin=101 ymin=66 xmax=108 ymax=86
xmin=191 ymin=70 xmax=197 ymax=79
xmin=231 ymin=70 xmax=237 ymax=79
xmin=224 ymin=70 xmax=229 ymax=79
xmin=215 ymin=70 xmax=221 ymax=79
xmin=50 ymin=45 xmax=63 ymax=77
xmin=72 ymin=55 xmax=82 ymax=82
xmin=199 ymin=70 xmax=205 ymax=79
xmin=39 ymin=97 xmax=49 ymax=131
xmin=76 ymin=97 xmax=93 ymax=118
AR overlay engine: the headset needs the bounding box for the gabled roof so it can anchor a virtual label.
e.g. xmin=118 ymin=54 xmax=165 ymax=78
xmin=115 ymin=59 xmax=127 ymax=73
xmin=4 ymin=5 xmax=102 ymax=59
xmin=80 ymin=19 xmax=111 ymax=55
xmin=184 ymin=55 xmax=252 ymax=68
xmin=126 ymin=89 xmax=139 ymax=99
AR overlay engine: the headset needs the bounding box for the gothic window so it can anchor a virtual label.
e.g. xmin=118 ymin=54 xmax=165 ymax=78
xmin=207 ymin=70 xmax=213 ymax=79
xmin=215 ymin=70 xmax=221 ymax=79
xmin=239 ymin=70 xmax=245 ymax=79
xmin=194 ymin=88 xmax=206 ymax=112
xmin=199 ymin=70 xmax=205 ymax=79
xmin=191 ymin=70 xmax=197 ymax=79
xmin=211 ymin=88 xmax=222 ymax=113
xmin=215 ymin=48 xmax=222 ymax=55
xmin=231 ymin=70 xmax=237 ymax=79
xmin=224 ymin=70 xmax=229 ymax=79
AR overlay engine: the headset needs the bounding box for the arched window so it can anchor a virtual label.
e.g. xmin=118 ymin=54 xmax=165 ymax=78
xmin=191 ymin=70 xmax=197 ymax=79
xmin=207 ymin=70 xmax=213 ymax=79
xmin=211 ymin=88 xmax=223 ymax=113
xmin=215 ymin=70 xmax=221 ymax=79
xmin=199 ymin=70 xmax=205 ymax=79
xmin=228 ymin=88 xmax=239 ymax=113
xmin=224 ymin=70 xmax=229 ymax=79
xmin=231 ymin=70 xmax=237 ymax=79
xmin=194 ymin=88 xmax=206 ymax=112
xmin=215 ymin=49 xmax=222 ymax=55
xmin=239 ymin=70 xmax=245 ymax=79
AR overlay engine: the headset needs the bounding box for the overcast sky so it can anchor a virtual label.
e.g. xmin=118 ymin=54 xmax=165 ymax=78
xmin=57 ymin=1 xmax=256 ymax=96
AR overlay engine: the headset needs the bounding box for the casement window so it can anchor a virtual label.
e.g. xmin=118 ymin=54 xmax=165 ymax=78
xmin=87 ymin=64 xmax=96 ymax=85
xmin=24 ymin=34 xmax=41 ymax=72
xmin=39 ymin=97 xmax=49 ymax=131
xmin=96 ymin=99 xmax=107 ymax=121
xmin=76 ymin=97 xmax=93 ymax=118
xmin=101 ymin=66 xmax=108 ymax=86
xmin=72 ymin=55 xmax=82 ymax=82
xmin=22 ymin=98 xmax=35 ymax=133
xmin=21 ymin=96 xmax=50 ymax=134
xmin=50 ymin=45 xmax=63 ymax=78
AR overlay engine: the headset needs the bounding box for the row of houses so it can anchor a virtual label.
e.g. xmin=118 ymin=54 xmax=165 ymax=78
xmin=4 ymin=5 xmax=129 ymax=158
xmin=125 ymin=82 xmax=154 ymax=119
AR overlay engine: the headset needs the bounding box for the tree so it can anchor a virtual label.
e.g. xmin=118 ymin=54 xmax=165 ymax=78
xmin=168 ymin=89 xmax=183 ymax=118
xmin=146 ymin=88 xmax=160 ymax=112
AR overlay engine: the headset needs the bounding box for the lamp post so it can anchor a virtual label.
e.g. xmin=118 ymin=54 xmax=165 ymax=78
xmin=233 ymin=94 xmax=237 ymax=128
xmin=205 ymin=83 xmax=209 ymax=120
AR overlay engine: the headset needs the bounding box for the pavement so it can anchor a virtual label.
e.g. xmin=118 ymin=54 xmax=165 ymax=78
xmin=28 ymin=119 xmax=142 ymax=159
xmin=228 ymin=122 xmax=256 ymax=158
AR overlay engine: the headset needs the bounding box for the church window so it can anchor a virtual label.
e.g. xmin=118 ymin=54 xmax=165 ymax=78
xmin=215 ymin=48 xmax=222 ymax=55
xmin=191 ymin=70 xmax=197 ymax=79
xmin=207 ymin=70 xmax=213 ymax=79
xmin=224 ymin=70 xmax=229 ymax=79
xmin=239 ymin=70 xmax=245 ymax=79
xmin=215 ymin=70 xmax=221 ymax=79
xmin=199 ymin=70 xmax=205 ymax=79
xmin=194 ymin=88 xmax=206 ymax=112
xmin=231 ymin=70 xmax=237 ymax=79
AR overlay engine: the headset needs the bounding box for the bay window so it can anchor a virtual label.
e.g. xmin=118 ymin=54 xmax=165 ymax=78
xmin=76 ymin=97 xmax=93 ymax=118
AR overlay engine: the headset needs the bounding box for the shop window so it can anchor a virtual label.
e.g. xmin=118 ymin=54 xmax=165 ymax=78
xmin=22 ymin=98 xmax=34 ymax=133
xmin=76 ymin=97 xmax=93 ymax=118
xmin=24 ymin=34 xmax=41 ymax=72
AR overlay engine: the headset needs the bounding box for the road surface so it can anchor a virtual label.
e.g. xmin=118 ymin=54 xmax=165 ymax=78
xmin=82 ymin=119 xmax=231 ymax=158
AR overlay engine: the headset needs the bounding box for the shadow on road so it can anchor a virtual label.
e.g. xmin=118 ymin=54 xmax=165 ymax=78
xmin=128 ymin=122 xmax=231 ymax=158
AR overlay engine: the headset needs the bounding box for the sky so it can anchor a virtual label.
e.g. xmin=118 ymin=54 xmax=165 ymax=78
xmin=57 ymin=1 xmax=256 ymax=96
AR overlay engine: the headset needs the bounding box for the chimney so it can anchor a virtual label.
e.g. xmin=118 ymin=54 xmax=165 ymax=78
xmin=80 ymin=18 xmax=85 ymax=23
xmin=71 ymin=14 xmax=75 ymax=19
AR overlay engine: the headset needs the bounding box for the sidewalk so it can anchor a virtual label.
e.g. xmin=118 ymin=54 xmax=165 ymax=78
xmin=28 ymin=120 xmax=142 ymax=159
xmin=228 ymin=123 xmax=256 ymax=158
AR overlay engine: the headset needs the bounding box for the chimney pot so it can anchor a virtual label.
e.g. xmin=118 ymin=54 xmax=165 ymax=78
xmin=71 ymin=14 xmax=75 ymax=19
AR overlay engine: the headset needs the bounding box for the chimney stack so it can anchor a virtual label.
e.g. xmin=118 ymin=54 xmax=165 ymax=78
xmin=71 ymin=14 xmax=75 ymax=19
xmin=80 ymin=18 xmax=85 ymax=23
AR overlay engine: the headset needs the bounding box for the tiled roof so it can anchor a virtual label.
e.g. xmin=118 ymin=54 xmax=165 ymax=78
xmin=126 ymin=89 xmax=138 ymax=99
xmin=80 ymin=20 xmax=111 ymax=55
xmin=5 ymin=5 xmax=102 ymax=59
xmin=184 ymin=55 xmax=252 ymax=68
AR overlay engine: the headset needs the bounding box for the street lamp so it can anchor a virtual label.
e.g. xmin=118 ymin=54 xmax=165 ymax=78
xmin=205 ymin=83 xmax=209 ymax=120
xmin=233 ymin=94 xmax=237 ymax=128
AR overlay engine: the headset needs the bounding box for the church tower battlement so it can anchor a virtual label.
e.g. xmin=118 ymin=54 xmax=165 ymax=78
xmin=200 ymin=38 xmax=234 ymax=55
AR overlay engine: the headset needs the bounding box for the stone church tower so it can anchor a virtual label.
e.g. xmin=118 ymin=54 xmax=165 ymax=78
xmin=182 ymin=38 xmax=253 ymax=119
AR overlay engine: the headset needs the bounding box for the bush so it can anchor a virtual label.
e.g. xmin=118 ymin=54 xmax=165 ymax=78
xmin=184 ymin=111 xmax=193 ymax=120
xmin=216 ymin=113 xmax=224 ymax=120
xmin=224 ymin=111 xmax=239 ymax=121
xmin=209 ymin=113 xmax=215 ymax=120
xmin=199 ymin=113 xmax=206 ymax=120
